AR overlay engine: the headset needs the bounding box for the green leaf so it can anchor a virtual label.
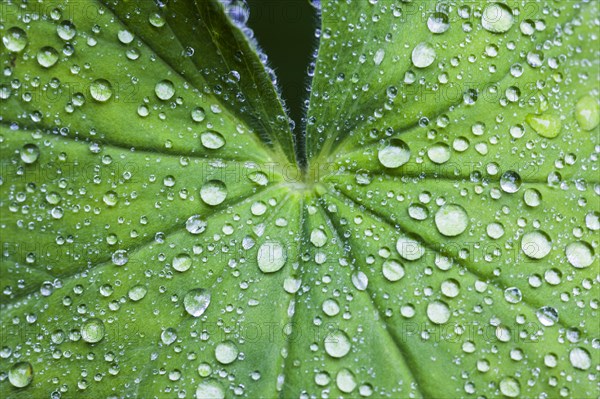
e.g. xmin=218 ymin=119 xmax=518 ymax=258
xmin=1 ymin=0 xmax=598 ymax=398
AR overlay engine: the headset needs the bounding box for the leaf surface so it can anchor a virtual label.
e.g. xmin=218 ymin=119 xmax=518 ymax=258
xmin=1 ymin=0 xmax=598 ymax=398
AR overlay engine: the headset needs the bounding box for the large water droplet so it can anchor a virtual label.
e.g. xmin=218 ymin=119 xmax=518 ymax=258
xmin=526 ymin=114 xmax=561 ymax=138
xmin=565 ymin=241 xmax=595 ymax=268
xmin=575 ymin=95 xmax=599 ymax=131
xmin=183 ymin=288 xmax=211 ymax=317
xmin=427 ymin=143 xmax=451 ymax=164
xmin=500 ymin=170 xmax=522 ymax=193
xmin=427 ymin=301 xmax=450 ymax=324
xmin=396 ymin=235 xmax=425 ymax=260
xmin=196 ymin=380 xmax=225 ymax=399
xmin=310 ymin=228 xmax=328 ymax=247
xmin=536 ymin=306 xmax=559 ymax=327
xmin=499 ymin=376 xmax=520 ymax=398
xmin=57 ymin=21 xmax=77 ymax=40
xmin=8 ymin=362 xmax=33 ymax=388
xmin=215 ymin=341 xmax=238 ymax=364
xmin=382 ymin=259 xmax=405 ymax=282
xmin=324 ymin=330 xmax=351 ymax=358
xmin=435 ymin=204 xmax=468 ymax=236
xmin=3 ymin=27 xmax=28 ymax=52
xmin=257 ymin=241 xmax=287 ymax=273
xmin=155 ymin=79 xmax=175 ymax=100
xmin=81 ymin=318 xmax=105 ymax=343
xmin=569 ymin=347 xmax=591 ymax=370
xmin=336 ymin=368 xmax=357 ymax=393
xmin=20 ymin=144 xmax=40 ymax=164
xmin=186 ymin=215 xmax=207 ymax=234
xmin=111 ymin=249 xmax=129 ymax=266
xmin=504 ymin=287 xmax=522 ymax=304
xmin=481 ymin=3 xmax=514 ymax=33
xmin=521 ymin=231 xmax=552 ymax=259
xmin=173 ymin=253 xmax=192 ymax=272
xmin=36 ymin=47 xmax=59 ymax=68
xmin=427 ymin=12 xmax=450 ymax=34
xmin=200 ymin=180 xmax=228 ymax=206
xmin=201 ymin=131 xmax=226 ymax=149
xmin=90 ymin=79 xmax=113 ymax=102
xmin=378 ymin=139 xmax=410 ymax=168
xmin=411 ymin=42 xmax=436 ymax=68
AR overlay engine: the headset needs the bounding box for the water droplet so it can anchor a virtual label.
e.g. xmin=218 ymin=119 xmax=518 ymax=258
xmin=500 ymin=170 xmax=522 ymax=193
xmin=523 ymin=188 xmax=542 ymax=207
xmin=128 ymin=285 xmax=147 ymax=301
xmin=481 ymin=3 xmax=514 ymax=33
xmin=427 ymin=142 xmax=451 ymax=164
xmin=396 ymin=235 xmax=425 ymax=260
xmin=382 ymin=259 xmax=405 ymax=282
xmin=191 ymin=107 xmax=206 ymax=122
xmin=526 ymin=113 xmax=561 ymax=138
xmin=569 ymin=347 xmax=591 ymax=370
xmin=196 ymin=380 xmax=225 ymax=399
xmin=8 ymin=362 xmax=33 ymax=388
xmin=20 ymin=144 xmax=40 ymax=164
xmin=81 ymin=318 xmax=105 ymax=343
xmin=161 ymin=328 xmax=177 ymax=345
xmin=351 ymin=271 xmax=368 ymax=291
xmin=373 ymin=48 xmax=385 ymax=66
xmin=504 ymin=287 xmax=522 ymax=304
xmin=427 ymin=12 xmax=450 ymax=34
xmin=201 ymin=131 xmax=226 ymax=149
xmin=499 ymin=377 xmax=520 ymax=398
xmin=90 ymin=79 xmax=113 ymax=102
xmin=310 ymin=228 xmax=328 ymax=247
xmin=36 ymin=46 xmax=59 ymax=68
xmin=486 ymin=222 xmax=505 ymax=239
xmin=378 ymin=139 xmax=410 ymax=168
xmin=536 ymin=306 xmax=559 ymax=327
xmin=215 ymin=341 xmax=238 ymax=364
xmin=173 ymin=253 xmax=192 ymax=272
xmin=585 ymin=212 xmax=599 ymax=231
xmin=149 ymin=12 xmax=166 ymax=28
xmin=427 ymin=301 xmax=450 ymax=324
xmin=435 ymin=204 xmax=468 ymax=236
xmin=248 ymin=171 xmax=269 ymax=186
xmin=117 ymin=29 xmax=134 ymax=44
xmin=257 ymin=241 xmax=287 ymax=273
xmin=324 ymin=330 xmax=351 ymax=358
xmin=322 ymin=299 xmax=340 ymax=316
xmin=155 ymin=79 xmax=175 ymax=100
xmin=183 ymin=288 xmax=211 ymax=317
xmin=3 ymin=27 xmax=28 ymax=52
xmin=521 ymin=231 xmax=552 ymax=259
xmin=57 ymin=21 xmax=77 ymax=40
xmin=411 ymin=42 xmax=436 ymax=68
xmin=565 ymin=241 xmax=595 ymax=268
xmin=186 ymin=215 xmax=207 ymax=234
xmin=200 ymin=180 xmax=228 ymax=206
xmin=107 ymin=250 xmax=128 ymax=268
xmin=103 ymin=191 xmax=118 ymax=206
xmin=336 ymin=368 xmax=357 ymax=393
xmin=441 ymin=279 xmax=460 ymax=298
xmin=575 ymin=95 xmax=599 ymax=131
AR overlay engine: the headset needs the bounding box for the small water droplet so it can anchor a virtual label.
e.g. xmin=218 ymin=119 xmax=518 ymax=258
xmin=536 ymin=306 xmax=559 ymax=327
xmin=57 ymin=21 xmax=77 ymax=41
xmin=500 ymin=170 xmax=522 ymax=193
xmin=504 ymin=287 xmax=522 ymax=304
xmin=427 ymin=12 xmax=450 ymax=34
xmin=382 ymin=259 xmax=405 ymax=282
xmin=111 ymin=249 xmax=129 ymax=266
xmin=191 ymin=107 xmax=206 ymax=122
xmin=575 ymin=95 xmax=599 ymax=131
xmin=196 ymin=380 xmax=225 ymax=399
xmin=117 ymin=29 xmax=134 ymax=44
xmin=155 ymin=79 xmax=175 ymax=100
xmin=161 ymin=327 xmax=177 ymax=345
xmin=499 ymin=376 xmax=520 ymax=398
xmin=128 ymin=285 xmax=147 ymax=301
xmin=526 ymin=113 xmax=561 ymax=138
xmin=173 ymin=253 xmax=192 ymax=272
xmin=215 ymin=341 xmax=238 ymax=364
xmin=310 ymin=228 xmax=328 ymax=247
